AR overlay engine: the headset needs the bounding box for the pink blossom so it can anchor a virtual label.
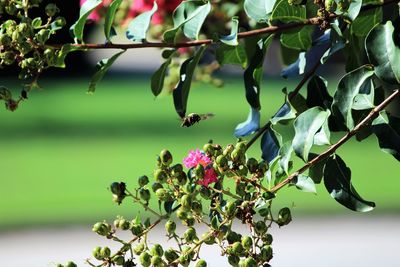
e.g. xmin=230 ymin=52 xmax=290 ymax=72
xmin=198 ymin=167 xmax=218 ymax=187
xmin=80 ymin=0 xmax=113 ymax=22
xmin=183 ymin=149 xmax=212 ymax=168
xmin=128 ymin=0 xmax=182 ymax=25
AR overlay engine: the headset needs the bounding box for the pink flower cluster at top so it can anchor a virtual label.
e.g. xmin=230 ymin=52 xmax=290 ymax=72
xmin=183 ymin=149 xmax=218 ymax=187
xmin=80 ymin=0 xmax=182 ymax=24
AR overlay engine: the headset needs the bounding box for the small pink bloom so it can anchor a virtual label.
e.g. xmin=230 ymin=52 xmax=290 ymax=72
xmin=183 ymin=149 xmax=212 ymax=169
xmin=80 ymin=0 xmax=113 ymax=22
xmin=198 ymin=167 xmax=218 ymax=187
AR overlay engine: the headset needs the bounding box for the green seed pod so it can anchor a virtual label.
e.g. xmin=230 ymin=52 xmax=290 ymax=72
xmin=100 ymin=247 xmax=111 ymax=258
xmin=55 ymin=264 xmax=63 ymax=267
xmin=254 ymin=221 xmax=267 ymax=235
xmin=0 ymin=34 xmax=12 ymax=47
xmin=244 ymin=257 xmax=257 ymax=267
xmin=202 ymin=232 xmax=215 ymax=245
xmin=179 ymin=254 xmax=190 ymax=267
xmin=277 ymin=207 xmax=292 ymax=226
xmin=226 ymin=231 xmax=241 ymax=244
xmin=138 ymin=175 xmax=149 ymax=186
xmin=238 ymin=259 xmax=246 ymax=267
xmin=151 ymin=182 xmax=163 ymax=192
xmin=225 ymin=201 xmax=237 ymax=217
xmin=196 ymin=259 xmax=207 ymax=267
xmin=112 ymin=255 xmax=125 ymax=266
xmin=171 ymin=163 xmax=183 ymax=176
xmin=154 ymin=169 xmax=168 ymax=183
xmin=2 ymin=51 xmax=15 ymax=65
xmin=236 ymin=182 xmax=246 ymax=197
xmin=241 ymin=236 xmax=253 ymax=251
xmin=195 ymin=164 xmax=205 ymax=179
xmin=12 ymin=31 xmax=23 ymax=43
xmin=151 ymin=255 xmax=163 ymax=267
xmin=228 ymin=255 xmax=240 ymax=266
xmin=119 ymin=219 xmax=130 ymax=230
xmin=92 ymin=246 xmax=102 ymax=260
xmin=45 ymin=3 xmax=60 ymax=17
xmin=232 ymin=241 xmax=244 ymax=255
xmin=199 ymin=187 xmax=211 ymax=199
xmin=183 ymin=227 xmax=197 ymax=243
xmin=139 ymin=188 xmax=151 ymax=202
xmin=5 ymin=3 xmax=17 ymax=15
xmin=65 ymin=261 xmax=77 ymax=267
xmin=184 ymin=216 xmax=195 ymax=227
xmin=139 ymin=251 xmax=151 ymax=267
xmin=150 ymin=244 xmax=164 ymax=257
xmin=230 ymin=148 xmax=242 ymax=164
xmin=164 ymin=248 xmax=179 ymax=262
xmin=18 ymin=41 xmax=32 ymax=55
xmin=181 ymin=194 xmax=192 ymax=209
xmin=246 ymin=158 xmax=258 ymax=173
xmin=235 ymin=141 xmax=247 ymax=152
xmin=35 ymin=29 xmax=51 ymax=45
xmin=133 ymin=243 xmax=145 ymax=255
xmin=258 ymin=161 xmax=269 ymax=174
xmin=191 ymin=200 xmax=202 ymax=214
xmin=131 ymin=224 xmax=143 ymax=236
xmin=165 ymin=220 xmax=176 ymax=235
xmin=223 ymin=144 xmax=234 ymax=159
xmin=160 ymin=149 xmax=173 ymax=165
xmin=18 ymin=23 xmax=31 ymax=37
xmin=203 ymin=143 xmax=214 ymax=155
xmin=216 ymin=155 xmax=228 ymax=169
xmin=176 ymin=208 xmax=188 ymax=220
xmin=92 ymin=222 xmax=111 ymax=236
xmin=155 ymin=188 xmax=170 ymax=201
xmin=262 ymin=233 xmax=273 ymax=245
xmin=110 ymin=182 xmax=125 ymax=196
xmin=258 ymin=208 xmax=269 ymax=217
xmin=54 ymin=16 xmax=66 ymax=28
xmin=260 ymin=245 xmax=273 ymax=262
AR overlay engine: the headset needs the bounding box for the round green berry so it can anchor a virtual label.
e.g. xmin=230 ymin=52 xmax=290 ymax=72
xmin=160 ymin=149 xmax=173 ymax=165
xmin=165 ymin=220 xmax=176 ymax=235
xmin=241 ymin=236 xmax=253 ymax=251
xmin=138 ymin=175 xmax=149 ymax=186
xmin=150 ymin=244 xmax=164 ymax=257
xmin=196 ymin=259 xmax=207 ymax=267
xmin=139 ymin=251 xmax=151 ymax=267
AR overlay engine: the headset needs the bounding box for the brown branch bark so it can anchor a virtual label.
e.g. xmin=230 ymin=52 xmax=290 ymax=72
xmin=269 ymin=89 xmax=400 ymax=193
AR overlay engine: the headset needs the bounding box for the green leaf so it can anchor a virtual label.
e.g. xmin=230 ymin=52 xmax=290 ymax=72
xmin=308 ymin=153 xmax=327 ymax=184
xmin=344 ymin=0 xmax=362 ymax=21
xmin=366 ymin=21 xmax=400 ymax=84
xmin=313 ymin=115 xmax=331 ymax=146
xmin=32 ymin=17 xmax=42 ymax=29
xmin=54 ymin=44 xmax=84 ymax=68
xmin=324 ymin=155 xmax=375 ymax=212
xmin=306 ymin=75 xmax=332 ymax=110
xmin=173 ymin=46 xmax=206 ymax=117
xmin=126 ymin=1 xmax=158 ymax=42
xmin=352 ymin=79 xmax=375 ymax=110
xmin=372 ymin=111 xmax=400 ymax=161
xmin=244 ymin=35 xmax=274 ymax=109
xmin=280 ymin=25 xmax=313 ymax=51
xmin=88 ymin=50 xmax=125 ymax=93
xmin=211 ymin=215 xmax=220 ymax=229
xmin=216 ymin=43 xmax=247 ymax=68
xmin=244 ymin=0 xmax=276 ymax=22
xmin=234 ymin=108 xmax=260 ymax=137
xmin=271 ymin=92 xmax=297 ymax=125
xmin=70 ymin=0 xmax=102 ymax=42
xmin=278 ymin=142 xmax=293 ymax=175
xmin=292 ymin=174 xmax=316 ymax=193
xmin=331 ymin=65 xmax=374 ymax=130
xmin=321 ymin=23 xmax=346 ymax=63
xmin=163 ymin=0 xmax=211 ymax=43
xmin=261 ymin=124 xmax=282 ymax=163
xmin=104 ymin=0 xmax=123 ymax=42
xmin=220 ymin=17 xmax=239 ymax=46
xmin=351 ymin=6 xmax=382 ymax=37
xmin=151 ymin=50 xmax=175 ymax=97
xmin=292 ymin=107 xmax=331 ymax=161
xmin=270 ymin=0 xmax=307 ymax=23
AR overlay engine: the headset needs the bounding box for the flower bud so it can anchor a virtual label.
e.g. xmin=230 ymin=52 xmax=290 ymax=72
xmin=262 ymin=233 xmax=273 ymax=245
xmin=139 ymin=251 xmax=151 ymax=267
xmin=112 ymin=255 xmax=125 ymax=266
xmin=191 ymin=200 xmax=202 ymax=214
xmin=151 ymin=255 xmax=163 ymax=267
xmin=131 ymin=223 xmax=143 ymax=236
xmin=228 ymin=255 xmax=240 ymax=266
xmin=195 ymin=164 xmax=205 ymax=179
xmin=260 ymin=245 xmax=273 ymax=262
xmin=65 ymin=261 xmax=77 ymax=267
xmin=160 ymin=149 xmax=173 ymax=165
xmin=100 ymin=247 xmax=111 ymax=259
xmin=254 ymin=221 xmax=267 ymax=235
xmin=5 ymin=3 xmax=17 ymax=15
xmin=244 ymin=257 xmax=257 ymax=267
xmin=2 ymin=51 xmax=15 ymax=65
xmin=54 ymin=16 xmax=66 ymax=28
xmin=246 ymin=158 xmax=258 ymax=173
xmin=154 ymin=169 xmax=168 ymax=183
xmin=35 ymin=29 xmax=51 ymax=45
xmin=150 ymin=244 xmax=164 ymax=257
xmin=133 ymin=243 xmax=145 ymax=255
xmin=92 ymin=246 xmax=102 ymax=260
xmin=225 ymin=201 xmax=237 ymax=217
xmin=223 ymin=144 xmax=234 ymax=159
xmin=119 ymin=219 xmax=130 ymax=230
xmin=277 ymin=207 xmax=292 ymax=226
xmin=165 ymin=220 xmax=176 ymax=235
xmin=199 ymin=187 xmax=211 ymax=199
xmin=258 ymin=161 xmax=269 ymax=174
xmin=176 ymin=208 xmax=188 ymax=220
xmin=92 ymin=222 xmax=111 ymax=236
xmin=216 ymin=155 xmax=228 ymax=169
xmin=238 ymin=165 xmax=248 ymax=176
xmin=155 ymin=188 xmax=170 ymax=201
xmin=203 ymin=143 xmax=214 ymax=155
xmin=184 ymin=216 xmax=195 ymax=227
xmin=226 ymin=231 xmax=241 ymax=244
xmin=184 ymin=227 xmax=197 ymax=243
xmin=174 ymin=171 xmax=188 ymax=185
xmin=151 ymin=182 xmax=163 ymax=192
xmin=138 ymin=175 xmax=149 ymax=186
xmin=232 ymin=241 xmax=244 ymax=255
xmin=181 ymin=194 xmax=192 ymax=209
xmin=196 ymin=260 xmax=207 ymax=267
xmin=164 ymin=248 xmax=179 ymax=262
xmin=241 ymin=236 xmax=253 ymax=251
xmin=202 ymin=232 xmax=215 ymax=245
xmin=258 ymin=208 xmax=269 ymax=217
xmin=45 ymin=3 xmax=59 ymax=17
xmin=110 ymin=182 xmax=126 ymax=196
xmin=171 ymin=163 xmax=183 ymax=176
xmin=235 ymin=141 xmax=247 ymax=152
xmin=139 ymin=188 xmax=151 ymax=202
xmin=0 ymin=34 xmax=12 ymax=47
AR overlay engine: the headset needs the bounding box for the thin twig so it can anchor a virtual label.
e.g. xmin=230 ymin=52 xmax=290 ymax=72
xmin=270 ymin=89 xmax=400 ymax=193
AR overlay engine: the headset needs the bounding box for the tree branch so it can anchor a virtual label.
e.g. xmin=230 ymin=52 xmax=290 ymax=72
xmin=270 ymin=89 xmax=400 ymax=193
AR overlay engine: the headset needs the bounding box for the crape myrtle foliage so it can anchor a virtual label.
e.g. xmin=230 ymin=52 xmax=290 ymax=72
xmin=0 ymin=0 xmax=399 ymax=266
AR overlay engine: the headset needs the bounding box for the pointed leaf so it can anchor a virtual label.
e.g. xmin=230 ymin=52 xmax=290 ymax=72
xmin=104 ymin=0 xmax=123 ymax=42
xmin=292 ymin=107 xmax=330 ymax=161
xmin=54 ymin=44 xmax=84 ymax=68
xmin=126 ymin=1 xmax=158 ymax=42
xmin=332 ymin=65 xmax=374 ymax=130
xmin=220 ymin=17 xmax=239 ymax=46
xmin=292 ymin=174 xmax=317 ymax=193
xmin=313 ymin=115 xmax=331 ymax=146
xmin=271 ymin=93 xmax=297 ymax=125
xmin=151 ymin=50 xmax=175 ymax=97
xmin=280 ymin=25 xmax=314 ymax=51
xmin=70 ymin=0 xmax=102 ymax=41
xmin=372 ymin=111 xmax=400 ymax=161
xmin=261 ymin=125 xmax=282 ymax=163
xmin=352 ymin=79 xmax=375 ymax=110
xmin=244 ymin=0 xmax=276 ymax=22
xmin=279 ymin=142 xmax=293 ymax=175
xmin=88 ymin=50 xmax=125 ymax=93
xmin=344 ymin=0 xmax=362 ymax=21
xmin=173 ymin=46 xmax=206 ymax=117
xmin=306 ymin=75 xmax=332 ymax=110
xmin=216 ymin=43 xmax=247 ymax=68
xmin=234 ymin=108 xmax=260 ymax=137
xmin=324 ymin=155 xmax=375 ymax=212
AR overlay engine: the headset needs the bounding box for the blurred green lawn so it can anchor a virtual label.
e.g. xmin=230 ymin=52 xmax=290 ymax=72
xmin=0 ymin=76 xmax=399 ymax=229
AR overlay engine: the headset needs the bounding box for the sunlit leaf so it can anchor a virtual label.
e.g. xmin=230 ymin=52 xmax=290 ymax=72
xmin=126 ymin=1 xmax=158 ymax=42
xmin=234 ymin=108 xmax=260 ymax=137
xmin=70 ymin=0 xmax=102 ymax=42
xmin=104 ymin=0 xmax=123 ymax=42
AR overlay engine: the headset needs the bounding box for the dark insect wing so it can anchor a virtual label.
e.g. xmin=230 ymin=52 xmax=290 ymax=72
xmin=199 ymin=113 xmax=215 ymax=120
xmin=181 ymin=113 xmax=215 ymax=127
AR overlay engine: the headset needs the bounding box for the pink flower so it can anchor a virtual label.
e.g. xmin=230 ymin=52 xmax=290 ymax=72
xmin=183 ymin=149 xmax=218 ymax=187
xmin=128 ymin=0 xmax=182 ymax=25
xmin=80 ymin=0 xmax=113 ymax=22
xmin=183 ymin=149 xmax=212 ymax=168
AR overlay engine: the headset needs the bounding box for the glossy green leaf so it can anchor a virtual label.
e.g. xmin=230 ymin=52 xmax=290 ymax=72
xmin=280 ymin=25 xmax=313 ymax=51
xmin=216 ymin=43 xmax=247 ymax=68
xmin=321 ymin=23 xmax=346 ymax=63
xmin=279 ymin=142 xmax=293 ymax=175
xmin=54 ymin=44 xmax=84 ymax=68
xmin=88 ymin=50 xmax=125 ymax=93
xmin=351 ymin=6 xmax=382 ymax=37
xmin=352 ymin=79 xmax=375 ymax=110
xmin=324 ymin=155 xmax=375 ymax=212
xmin=163 ymin=0 xmax=211 ymax=43
xmin=173 ymin=46 xmax=206 ymax=117
xmin=292 ymin=174 xmax=316 ymax=193
xmin=70 ymin=0 xmax=102 ymax=41
xmin=332 ymin=65 xmax=374 ymax=130
xmin=220 ymin=18 xmax=239 ymax=46
xmin=271 ymin=92 xmax=297 ymax=125
xmin=126 ymin=1 xmax=158 ymax=42
xmin=104 ymin=0 xmax=123 ymax=42
xmin=244 ymin=35 xmax=274 ymax=110
xmin=261 ymin=124 xmax=282 ymax=163
xmin=306 ymin=75 xmax=332 ymax=110
xmin=308 ymin=153 xmax=327 ymax=184
xmin=244 ymin=0 xmax=276 ymax=22
xmin=344 ymin=0 xmax=362 ymax=21
xmin=313 ymin=114 xmax=331 ymax=146
xmin=151 ymin=50 xmax=175 ymax=97
xmin=366 ymin=21 xmax=400 ymax=84
xmin=372 ymin=111 xmax=400 ymax=161
xmin=292 ymin=107 xmax=330 ymax=161
xmin=270 ymin=0 xmax=306 ymax=23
